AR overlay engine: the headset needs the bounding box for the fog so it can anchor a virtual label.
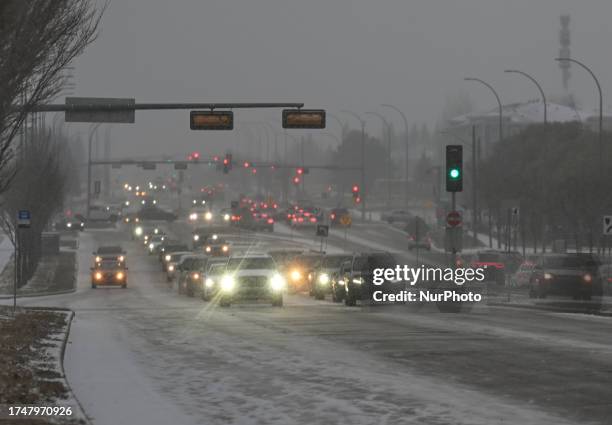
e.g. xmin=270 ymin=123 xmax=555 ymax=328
xmin=67 ymin=0 xmax=612 ymax=158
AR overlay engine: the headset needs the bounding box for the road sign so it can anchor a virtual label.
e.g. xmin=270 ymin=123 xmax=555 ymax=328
xmin=174 ymin=162 xmax=188 ymax=170
xmin=603 ymin=216 xmax=612 ymax=235
xmin=340 ymin=215 xmax=352 ymax=227
xmin=94 ymin=180 xmax=101 ymax=194
xmin=282 ymin=109 xmax=326 ymax=129
xmin=65 ymin=97 xmax=135 ymax=123
xmin=446 ymin=210 xmax=462 ymax=227
xmin=316 ymin=224 xmax=329 ymax=237
xmin=17 ymin=210 xmax=31 ymax=228
xmin=190 ymin=111 xmax=234 ymax=130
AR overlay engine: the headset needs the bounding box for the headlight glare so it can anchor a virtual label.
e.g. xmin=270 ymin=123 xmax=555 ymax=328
xmin=270 ymin=274 xmax=286 ymax=291
xmin=318 ymin=273 xmax=330 ymax=285
xmin=220 ymin=275 xmax=235 ymax=292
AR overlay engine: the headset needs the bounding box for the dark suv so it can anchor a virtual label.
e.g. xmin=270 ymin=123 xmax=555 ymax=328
xmin=529 ymin=253 xmax=602 ymax=300
xmin=340 ymin=252 xmax=400 ymax=306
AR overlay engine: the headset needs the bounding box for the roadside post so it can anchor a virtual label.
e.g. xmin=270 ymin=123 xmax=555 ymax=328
xmin=14 ymin=210 xmax=31 ymax=313
xmin=316 ymin=224 xmax=329 ymax=253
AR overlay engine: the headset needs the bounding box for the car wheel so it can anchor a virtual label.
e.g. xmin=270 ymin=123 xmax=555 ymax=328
xmin=345 ymin=294 xmax=356 ymax=306
xmin=186 ymin=284 xmax=194 ymax=297
xmin=219 ymin=298 xmax=231 ymax=307
xmin=272 ymin=296 xmax=283 ymax=307
xmin=121 ymin=284 xmax=127 ymax=289
xmin=314 ymin=291 xmax=324 ymax=300
xmin=528 ymin=288 xmax=536 ymax=298
xmin=91 ymin=283 xmax=97 ymax=289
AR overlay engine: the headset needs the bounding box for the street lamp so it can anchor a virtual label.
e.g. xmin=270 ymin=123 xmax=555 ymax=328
xmin=340 ymin=110 xmax=366 ymax=220
xmin=554 ymin=57 xmax=603 ymax=177
xmin=366 ymin=111 xmax=393 ymax=207
xmin=504 ymin=69 xmax=547 ymax=124
xmin=381 ymin=104 xmax=410 ymax=208
xmin=464 ymin=77 xmax=503 ymax=144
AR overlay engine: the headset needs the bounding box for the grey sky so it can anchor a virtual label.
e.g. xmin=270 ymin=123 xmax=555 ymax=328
xmin=69 ymin=0 xmax=612 ymax=157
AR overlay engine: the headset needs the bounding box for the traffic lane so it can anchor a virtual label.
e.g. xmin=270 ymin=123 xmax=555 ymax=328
xmin=231 ymin=304 xmax=612 ymax=425
xmin=110 ymin=298 xmax=575 ymax=425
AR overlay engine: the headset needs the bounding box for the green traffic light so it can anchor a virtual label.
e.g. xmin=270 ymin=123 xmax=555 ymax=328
xmin=449 ymin=168 xmax=460 ymax=179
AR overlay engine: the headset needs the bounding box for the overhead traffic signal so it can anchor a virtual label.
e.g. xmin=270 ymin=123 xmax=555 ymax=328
xmin=293 ymin=176 xmax=301 ymax=185
xmin=223 ymin=153 xmax=232 ymax=174
xmin=352 ymin=184 xmax=361 ymax=203
xmin=445 ymin=145 xmax=463 ymax=192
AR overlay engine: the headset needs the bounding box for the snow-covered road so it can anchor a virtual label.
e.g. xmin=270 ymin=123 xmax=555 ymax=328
xmin=5 ymin=225 xmax=612 ymax=425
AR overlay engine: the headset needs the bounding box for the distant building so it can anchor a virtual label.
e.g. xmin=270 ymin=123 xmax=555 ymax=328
xmin=445 ymin=100 xmax=611 ymax=158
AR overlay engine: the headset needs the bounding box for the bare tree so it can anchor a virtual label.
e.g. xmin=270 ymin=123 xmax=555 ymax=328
xmin=0 ymin=0 xmax=104 ymax=192
xmin=0 ymin=126 xmax=75 ymax=284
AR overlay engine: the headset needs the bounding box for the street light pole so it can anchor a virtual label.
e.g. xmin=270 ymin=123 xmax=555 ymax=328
xmin=366 ymin=111 xmax=392 ymax=208
xmin=464 ymin=77 xmax=503 ymax=144
xmin=86 ymin=122 xmax=102 ymax=221
xmin=504 ymin=69 xmax=547 ymax=124
xmin=341 ymin=110 xmax=367 ymax=220
xmin=381 ymin=104 xmax=409 ymax=208
xmin=555 ymin=57 xmax=603 ymax=177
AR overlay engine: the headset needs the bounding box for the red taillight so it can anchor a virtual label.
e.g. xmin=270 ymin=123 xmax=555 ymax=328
xmin=262 ymin=213 xmax=268 ymax=218
xmin=298 ymin=217 xmax=304 ymax=223
xmin=287 ymin=214 xmax=292 ymax=219
xmin=267 ymin=218 xmax=274 ymax=224
xmin=310 ymin=217 xmax=316 ymax=223
xmin=330 ymin=214 xmax=336 ymax=220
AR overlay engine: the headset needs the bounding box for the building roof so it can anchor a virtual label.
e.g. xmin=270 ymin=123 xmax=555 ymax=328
xmin=449 ymin=100 xmax=588 ymax=127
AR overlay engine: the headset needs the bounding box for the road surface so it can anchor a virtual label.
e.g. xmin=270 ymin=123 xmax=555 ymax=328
xmin=6 ymin=224 xmax=612 ymax=425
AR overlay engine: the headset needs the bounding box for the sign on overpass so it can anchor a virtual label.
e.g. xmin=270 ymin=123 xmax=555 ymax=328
xmin=65 ymin=97 xmax=135 ymax=123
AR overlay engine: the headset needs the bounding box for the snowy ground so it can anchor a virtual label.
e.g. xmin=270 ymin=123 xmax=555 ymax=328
xmin=2 ymin=223 xmax=611 ymax=424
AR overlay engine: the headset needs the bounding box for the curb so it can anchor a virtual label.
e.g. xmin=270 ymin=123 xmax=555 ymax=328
xmin=0 ymin=287 xmax=76 ymax=300
xmin=59 ymin=310 xmax=93 ymax=425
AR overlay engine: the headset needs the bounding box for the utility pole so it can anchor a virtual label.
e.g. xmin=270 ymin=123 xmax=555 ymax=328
xmin=341 ymin=110 xmax=367 ymax=220
xmin=472 ymin=125 xmax=478 ymax=244
xmin=86 ymin=123 xmax=102 ymax=220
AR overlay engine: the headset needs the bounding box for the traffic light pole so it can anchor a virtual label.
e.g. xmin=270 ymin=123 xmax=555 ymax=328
xmin=451 ymin=192 xmax=457 ymax=267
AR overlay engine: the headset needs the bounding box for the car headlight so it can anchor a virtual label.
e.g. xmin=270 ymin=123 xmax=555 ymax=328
xmin=318 ymin=273 xmax=330 ymax=285
xmin=165 ymin=254 xmax=171 ymax=262
xmin=192 ymin=272 xmax=200 ymax=280
xmin=148 ymin=243 xmax=154 ymax=250
xmin=67 ymin=222 xmax=72 ymax=228
xmin=205 ymin=278 xmax=214 ymax=288
xmin=154 ymin=228 xmax=159 ymax=234
xmin=221 ymin=275 xmax=235 ymax=292
xmin=290 ymin=270 xmax=302 ymax=281
xmin=134 ymin=226 xmax=143 ymax=236
xmin=95 ymin=256 xmax=102 ymax=263
xmin=352 ymin=277 xmax=364 ymax=285
xmin=205 ymin=246 xmax=212 ymax=253
xmin=116 ymin=272 xmax=124 ymax=280
xmin=543 ymin=273 xmax=553 ymax=280
xmin=193 ymin=234 xmax=200 ymax=241
xmin=583 ymin=273 xmax=593 ymax=283
xmin=189 ymin=213 xmax=198 ymax=221
xmin=212 ymin=234 xmax=218 ymax=240
xmin=222 ymin=245 xmax=229 ymax=253
xmin=95 ymin=272 xmax=103 ymax=280
xmin=223 ymin=213 xmax=230 ymax=222
xmin=204 ymin=212 xmax=213 ymax=221
xmin=118 ymin=256 xmax=125 ymax=262
xmin=168 ymin=265 xmax=175 ymax=272
xmin=270 ymin=274 xmax=286 ymax=291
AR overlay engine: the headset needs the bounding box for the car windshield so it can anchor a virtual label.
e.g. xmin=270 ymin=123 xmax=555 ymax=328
xmin=227 ymin=257 xmax=275 ymax=270
xmin=208 ymin=264 xmax=227 ymax=275
xmin=181 ymin=258 xmax=207 ymax=270
xmin=542 ymin=256 xmax=600 ymax=269
xmin=96 ymin=261 xmax=123 ymax=270
xmin=368 ymin=254 xmax=397 ymax=270
xmin=96 ymin=246 xmax=122 ymax=254
xmin=321 ymin=255 xmax=351 ymax=268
